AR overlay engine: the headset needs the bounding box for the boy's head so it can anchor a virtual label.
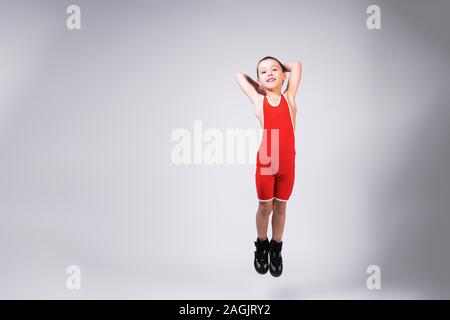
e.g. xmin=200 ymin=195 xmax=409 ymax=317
xmin=256 ymin=56 xmax=287 ymax=90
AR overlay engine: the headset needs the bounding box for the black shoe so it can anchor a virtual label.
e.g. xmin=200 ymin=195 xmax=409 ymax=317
xmin=269 ymin=239 xmax=283 ymax=277
xmin=254 ymin=238 xmax=270 ymax=274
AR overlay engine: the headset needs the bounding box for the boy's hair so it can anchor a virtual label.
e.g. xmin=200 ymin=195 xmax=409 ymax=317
xmin=256 ymin=56 xmax=287 ymax=79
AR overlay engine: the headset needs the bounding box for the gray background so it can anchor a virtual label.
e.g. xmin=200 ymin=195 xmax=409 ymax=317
xmin=1 ymin=0 xmax=449 ymax=299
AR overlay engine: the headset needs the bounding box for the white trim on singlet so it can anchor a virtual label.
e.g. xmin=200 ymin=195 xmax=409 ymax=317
xmin=258 ymin=197 xmax=274 ymax=202
xmin=266 ymin=94 xmax=282 ymax=107
xmin=258 ymin=94 xmax=295 ymax=130
xmin=282 ymin=93 xmax=295 ymax=131
xmin=259 ymin=94 xmax=264 ymax=129
xmin=274 ymin=197 xmax=289 ymax=202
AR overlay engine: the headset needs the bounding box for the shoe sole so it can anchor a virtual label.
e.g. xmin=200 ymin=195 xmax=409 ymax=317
xmin=256 ymin=269 xmax=269 ymax=275
xmin=269 ymin=264 xmax=283 ymax=277
xmin=269 ymin=269 xmax=282 ymax=277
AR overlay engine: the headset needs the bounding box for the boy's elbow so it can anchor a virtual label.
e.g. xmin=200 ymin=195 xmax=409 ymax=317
xmin=235 ymin=72 xmax=246 ymax=84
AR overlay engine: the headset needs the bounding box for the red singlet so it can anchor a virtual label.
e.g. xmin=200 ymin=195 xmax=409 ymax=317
xmin=255 ymin=93 xmax=296 ymax=202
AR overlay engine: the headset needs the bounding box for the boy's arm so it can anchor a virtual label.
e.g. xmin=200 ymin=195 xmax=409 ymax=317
xmin=282 ymin=61 xmax=302 ymax=98
xmin=235 ymin=72 xmax=265 ymax=105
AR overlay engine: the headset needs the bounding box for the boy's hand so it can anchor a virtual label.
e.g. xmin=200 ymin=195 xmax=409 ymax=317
xmin=282 ymin=61 xmax=301 ymax=73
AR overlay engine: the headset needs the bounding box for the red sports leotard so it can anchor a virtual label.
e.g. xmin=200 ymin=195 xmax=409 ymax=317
xmin=255 ymin=93 xmax=296 ymax=202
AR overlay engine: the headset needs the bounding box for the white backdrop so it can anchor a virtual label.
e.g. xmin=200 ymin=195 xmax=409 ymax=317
xmin=1 ymin=0 xmax=450 ymax=299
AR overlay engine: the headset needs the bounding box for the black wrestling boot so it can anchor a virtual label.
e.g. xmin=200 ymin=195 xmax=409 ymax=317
xmin=254 ymin=238 xmax=270 ymax=274
xmin=269 ymin=239 xmax=283 ymax=277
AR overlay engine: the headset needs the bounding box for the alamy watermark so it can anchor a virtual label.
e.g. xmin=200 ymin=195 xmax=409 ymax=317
xmin=366 ymin=264 xmax=381 ymax=290
xmin=170 ymin=120 xmax=279 ymax=175
xmin=66 ymin=265 xmax=81 ymax=290
xmin=66 ymin=5 xmax=81 ymax=30
xmin=366 ymin=4 xmax=381 ymax=30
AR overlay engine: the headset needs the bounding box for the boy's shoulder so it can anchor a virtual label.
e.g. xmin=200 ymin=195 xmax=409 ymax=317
xmin=253 ymin=94 xmax=264 ymax=113
xmin=283 ymin=91 xmax=297 ymax=108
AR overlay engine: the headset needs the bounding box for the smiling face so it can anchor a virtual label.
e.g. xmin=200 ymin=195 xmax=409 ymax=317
xmin=257 ymin=59 xmax=286 ymax=91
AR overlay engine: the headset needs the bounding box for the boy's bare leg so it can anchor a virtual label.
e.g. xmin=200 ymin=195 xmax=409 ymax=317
xmin=272 ymin=200 xmax=287 ymax=242
xmin=256 ymin=200 xmax=273 ymax=240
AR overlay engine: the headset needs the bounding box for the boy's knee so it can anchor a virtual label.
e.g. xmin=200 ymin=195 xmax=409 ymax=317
xmin=273 ymin=200 xmax=287 ymax=209
xmin=259 ymin=200 xmax=273 ymax=213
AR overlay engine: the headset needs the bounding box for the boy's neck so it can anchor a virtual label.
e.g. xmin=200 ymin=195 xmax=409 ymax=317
xmin=265 ymin=90 xmax=282 ymax=98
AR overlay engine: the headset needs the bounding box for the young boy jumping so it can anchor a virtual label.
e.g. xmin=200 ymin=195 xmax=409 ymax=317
xmin=236 ymin=56 xmax=302 ymax=277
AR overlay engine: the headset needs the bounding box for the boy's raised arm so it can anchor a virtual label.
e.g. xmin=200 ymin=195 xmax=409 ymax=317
xmin=282 ymin=61 xmax=302 ymax=98
xmin=235 ymin=72 xmax=265 ymax=106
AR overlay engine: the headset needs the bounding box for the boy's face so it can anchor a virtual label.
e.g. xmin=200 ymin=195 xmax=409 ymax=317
xmin=257 ymin=59 xmax=286 ymax=90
